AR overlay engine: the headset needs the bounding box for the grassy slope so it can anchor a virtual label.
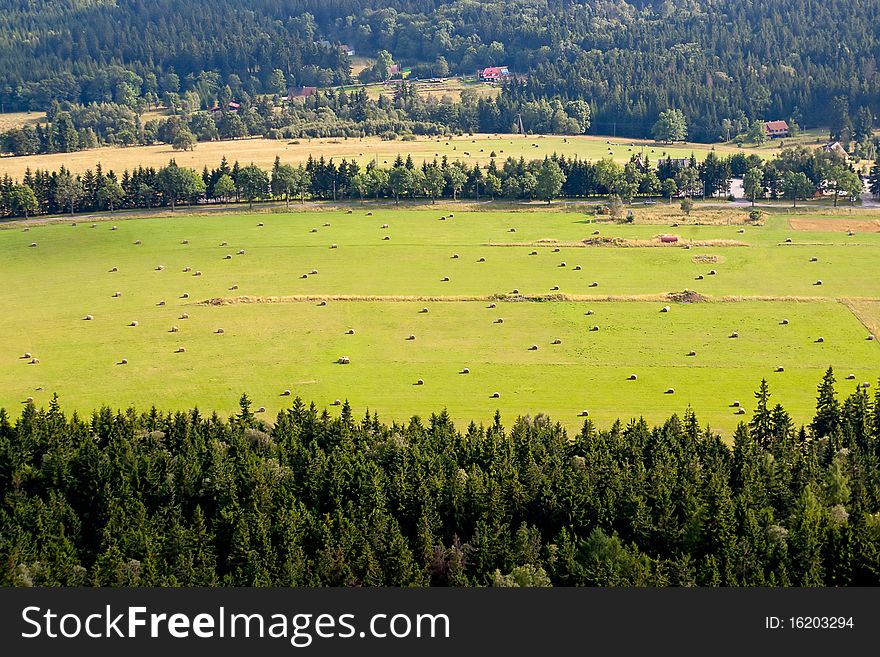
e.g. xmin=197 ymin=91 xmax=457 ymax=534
xmin=0 ymin=133 xmax=748 ymax=180
xmin=1 ymin=207 xmax=878 ymax=433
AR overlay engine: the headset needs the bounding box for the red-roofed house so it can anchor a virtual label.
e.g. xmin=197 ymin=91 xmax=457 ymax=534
xmin=479 ymin=66 xmax=510 ymax=82
xmin=287 ymin=86 xmax=318 ymax=101
xmin=210 ymin=101 xmax=242 ymax=114
xmin=763 ymin=120 xmax=790 ymax=138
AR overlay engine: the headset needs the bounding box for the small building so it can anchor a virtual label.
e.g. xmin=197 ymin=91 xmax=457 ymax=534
xmin=339 ymin=44 xmax=355 ymax=56
xmin=822 ymin=141 xmax=848 ymax=159
xmin=210 ymin=101 xmax=241 ymax=114
xmin=479 ymin=66 xmax=510 ymax=82
xmin=287 ymin=86 xmax=318 ymax=101
xmin=763 ymin=120 xmax=790 ymax=138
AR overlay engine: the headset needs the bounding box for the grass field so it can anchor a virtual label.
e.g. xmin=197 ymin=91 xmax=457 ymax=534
xmin=2 ymin=203 xmax=878 ymax=434
xmin=0 ymin=132 xmax=749 ymax=180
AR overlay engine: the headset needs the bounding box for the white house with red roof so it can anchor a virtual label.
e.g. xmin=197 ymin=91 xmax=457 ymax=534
xmin=763 ymin=120 xmax=790 ymax=138
xmin=479 ymin=66 xmax=510 ymax=82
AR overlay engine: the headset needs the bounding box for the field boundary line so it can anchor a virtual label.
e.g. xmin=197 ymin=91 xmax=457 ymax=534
xmin=840 ymin=298 xmax=880 ymax=338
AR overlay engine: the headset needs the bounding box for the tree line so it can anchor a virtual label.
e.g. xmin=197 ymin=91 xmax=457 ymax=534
xmin=1 ymin=369 xmax=878 ymax=587
xmin=3 ymin=146 xmax=878 ymax=219
xmin=1 ymin=2 xmax=879 ymax=144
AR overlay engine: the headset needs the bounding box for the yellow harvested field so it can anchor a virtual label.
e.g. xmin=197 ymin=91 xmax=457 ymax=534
xmin=0 ymin=133 xmax=748 ymax=179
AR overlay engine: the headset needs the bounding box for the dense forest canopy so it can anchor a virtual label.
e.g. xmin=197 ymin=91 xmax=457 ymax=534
xmin=1 ymin=1 xmax=879 ymax=140
xmin=1 ymin=370 xmax=879 ymax=586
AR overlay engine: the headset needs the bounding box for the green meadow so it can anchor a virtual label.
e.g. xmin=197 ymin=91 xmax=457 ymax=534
xmin=2 ymin=205 xmax=878 ymax=433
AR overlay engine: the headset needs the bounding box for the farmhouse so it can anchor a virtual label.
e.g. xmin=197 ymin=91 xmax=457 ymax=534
xmin=209 ymin=101 xmax=241 ymax=114
xmin=479 ymin=66 xmax=510 ymax=82
xmin=763 ymin=120 xmax=790 ymax=138
xmin=339 ymin=44 xmax=355 ymax=56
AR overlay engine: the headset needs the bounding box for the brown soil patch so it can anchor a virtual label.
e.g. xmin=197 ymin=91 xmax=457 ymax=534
xmin=666 ymin=290 xmax=707 ymax=303
xmin=789 ymin=217 xmax=880 ymax=233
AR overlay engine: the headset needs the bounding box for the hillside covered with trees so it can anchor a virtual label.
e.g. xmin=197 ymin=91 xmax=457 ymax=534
xmin=1 ymin=0 xmax=878 ymax=142
xmin=1 ymin=371 xmax=879 ymax=587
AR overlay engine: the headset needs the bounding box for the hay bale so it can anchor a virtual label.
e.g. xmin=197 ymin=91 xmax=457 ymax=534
xmin=158 ymin=300 xmax=166 ymax=306
xmin=578 ymin=410 xmax=589 ymax=417
xmin=695 ymin=274 xmax=704 ymax=280
xmin=730 ymin=331 xmax=739 ymax=338
xmin=367 ymin=212 xmax=373 ymax=216
xmin=661 ymin=305 xmax=670 ymax=313
xmin=488 ymin=303 xmax=497 ymax=309
xmin=383 ymin=235 xmax=390 ymax=240
xmin=407 ymin=334 xmax=416 ymax=340
xmin=529 ymin=250 xmax=539 ymax=256
xmin=282 ymin=389 xmax=291 ymax=396
xmin=552 ymin=338 xmax=562 ymax=345
xmin=784 ymin=237 xmax=792 ymax=243
xmin=382 ymin=223 xmax=389 ymax=228
xmin=230 ymin=285 xmax=238 ymax=291
xmin=83 ymin=314 xmax=93 ymax=321
xmin=735 ymin=408 xmax=746 ymax=415
xmin=589 ymin=281 xmax=599 ymax=287
xmin=310 ymin=228 xmax=318 ymax=233
xmin=708 ymin=269 xmax=717 ymax=275
xmin=220 ymin=241 xmax=228 ymax=247
xmin=318 ymin=300 xmax=327 ymax=306
xmin=170 ymin=326 xmax=179 ymax=333
xmin=193 ymin=270 xmax=202 ymax=276
xmin=113 ymin=291 xmax=122 ymax=297
xmin=310 ymin=269 xmax=318 ymax=275
xmin=176 ymin=347 xmax=186 ymax=353
xmin=181 ymin=293 xmax=189 ymax=299
xmin=592 ymin=230 xmax=600 ymax=236
xmin=345 ymin=328 xmax=355 ymax=335
xmin=737 ymin=228 xmax=745 ymax=234
xmin=129 ymin=320 xmax=138 ymax=327
xmin=215 ymin=328 xmax=225 ymax=334
xmin=26 ymin=396 xmax=34 ymax=403
xmin=333 ymin=399 xmax=342 ymax=405
xmin=420 ymin=307 xmax=429 ymax=313
xmin=559 ymin=261 xmax=566 ymax=267
xmin=119 ymin=358 xmax=128 ymax=365
xmin=110 ymin=266 xmax=118 ymax=272
xmin=301 ymin=273 xmax=308 ymax=279
xmin=585 ymin=309 xmax=594 ymax=316
xmin=331 ymin=243 xmax=338 ymax=249
xmin=179 ymin=313 xmax=189 ymax=319
xmin=183 ymin=266 xmax=191 ymax=272
xmin=22 ymin=352 xmax=32 ymax=359
xmin=861 ymin=382 xmax=871 ymax=388
xmin=442 ymin=276 xmax=450 ymax=282
xmin=816 ymin=336 xmax=824 ymax=343
xmin=511 ymin=288 xmax=520 ymax=294
xmin=224 ymin=254 xmax=232 ymax=260
xmin=495 ymin=318 xmax=504 ymax=324
xmin=478 ymin=257 xmax=486 ymax=262
xmin=111 ymin=226 xmax=118 ymax=231
xmin=814 ymin=279 xmax=823 ymax=285
xmin=337 ymin=356 xmax=350 ymax=364
xmin=92 ymin=224 xmax=97 ymax=228
xmin=552 ymin=247 xmax=561 ymax=253
xmin=461 ymin=367 xmax=470 ymax=374
xmin=256 ymin=406 xmax=266 ymax=413
xmin=181 ymin=239 xmax=188 ymax=244
xmin=451 ymin=253 xmax=459 ymax=259
xmin=551 ymin=285 xmax=559 ymax=291
xmin=134 ymin=240 xmax=141 ymax=245
xmin=665 ymin=388 xmax=675 ymax=394
xmin=29 ymin=358 xmax=39 ymax=364
xmin=574 ymin=265 xmax=582 ymax=271
xmin=156 ymin=265 xmax=165 ymax=271
xmin=687 ymin=350 xmax=696 ymax=356
xmin=809 ymin=257 xmax=818 ymax=262
xmin=628 ymin=374 xmax=637 ymax=380
xmin=848 ymin=230 xmax=855 ymax=236
xmin=416 ymin=378 xmax=424 ymax=385
xmin=257 ymin=222 xmax=264 ymax=227
xmin=846 ymin=373 xmax=855 ymax=380
xmin=780 ymin=318 xmax=789 ymax=325
xmin=508 ymin=228 xmax=516 ymax=232
xmin=868 ymin=334 xmax=875 ymax=341
xmin=346 ymin=209 xmax=353 ymax=214
xmin=449 ymin=213 xmax=454 ymax=218
xmin=591 ymin=325 xmax=600 ymax=331
xmin=491 ymin=392 xmax=500 ymax=398
xmin=732 ymin=400 xmax=741 ymax=407
xmin=776 ymin=366 xmax=785 ymax=372
xmin=529 ymin=344 xmax=539 ymax=350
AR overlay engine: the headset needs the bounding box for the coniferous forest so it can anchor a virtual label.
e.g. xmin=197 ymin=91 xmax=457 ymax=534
xmin=2 ymin=370 xmax=879 ymax=587
xmin=1 ymin=1 xmax=879 ymax=141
